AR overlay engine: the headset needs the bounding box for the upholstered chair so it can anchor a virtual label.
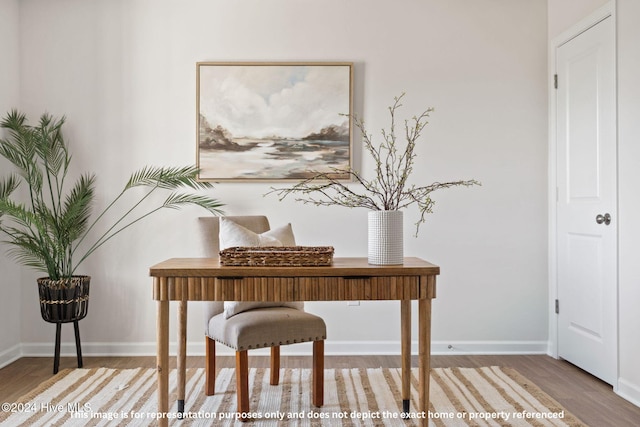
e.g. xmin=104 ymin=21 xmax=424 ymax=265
xmin=198 ymin=216 xmax=326 ymax=418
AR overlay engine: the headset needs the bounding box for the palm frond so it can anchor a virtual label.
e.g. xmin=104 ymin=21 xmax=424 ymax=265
xmin=60 ymin=174 xmax=96 ymax=241
xmin=2 ymin=226 xmax=55 ymax=275
xmin=162 ymin=192 xmax=225 ymax=214
xmin=125 ymin=166 xmax=213 ymax=191
xmin=0 ymin=111 xmax=36 ymax=173
xmin=0 ymin=198 xmax=38 ymax=230
xmin=35 ymin=113 xmax=69 ymax=177
xmin=0 ymin=174 xmax=20 ymax=201
xmin=5 ymin=246 xmax=50 ymax=273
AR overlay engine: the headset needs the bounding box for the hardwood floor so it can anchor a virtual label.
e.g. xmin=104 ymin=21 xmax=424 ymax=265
xmin=1 ymin=355 xmax=639 ymax=426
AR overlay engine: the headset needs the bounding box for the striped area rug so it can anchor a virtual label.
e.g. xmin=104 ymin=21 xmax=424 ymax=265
xmin=1 ymin=367 xmax=586 ymax=426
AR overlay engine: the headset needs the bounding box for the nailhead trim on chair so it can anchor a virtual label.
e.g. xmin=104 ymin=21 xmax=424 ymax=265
xmin=214 ymin=334 xmax=327 ymax=351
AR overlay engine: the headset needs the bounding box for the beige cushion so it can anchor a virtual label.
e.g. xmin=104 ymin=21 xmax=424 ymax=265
xmin=223 ymin=301 xmax=305 ymax=319
xmin=219 ymin=218 xmax=296 ymax=249
xmin=219 ymin=217 xmax=303 ymax=319
xmin=208 ymin=307 xmax=326 ymax=351
xmin=199 ymin=216 xmax=271 ymax=326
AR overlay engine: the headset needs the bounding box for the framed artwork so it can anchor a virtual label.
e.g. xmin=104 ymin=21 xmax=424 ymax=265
xmin=196 ymin=62 xmax=353 ymax=181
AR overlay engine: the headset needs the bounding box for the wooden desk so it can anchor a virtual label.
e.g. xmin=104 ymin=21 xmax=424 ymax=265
xmin=150 ymin=257 xmax=439 ymax=427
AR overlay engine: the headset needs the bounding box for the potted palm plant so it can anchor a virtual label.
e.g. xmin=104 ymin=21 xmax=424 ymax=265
xmin=0 ymin=110 xmax=224 ymax=373
xmin=269 ymin=93 xmax=480 ymax=264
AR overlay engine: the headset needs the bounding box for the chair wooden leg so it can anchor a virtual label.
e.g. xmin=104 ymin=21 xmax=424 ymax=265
xmin=205 ymin=336 xmax=216 ymax=396
xmin=236 ymin=350 xmax=249 ymax=421
xmin=270 ymin=346 xmax=280 ymax=385
xmin=312 ymin=340 xmax=324 ymax=407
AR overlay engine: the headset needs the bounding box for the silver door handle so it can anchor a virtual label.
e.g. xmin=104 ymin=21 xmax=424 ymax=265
xmin=596 ymin=213 xmax=611 ymax=225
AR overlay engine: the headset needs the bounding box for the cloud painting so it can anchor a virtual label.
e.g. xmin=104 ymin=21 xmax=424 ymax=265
xmin=197 ymin=63 xmax=352 ymax=180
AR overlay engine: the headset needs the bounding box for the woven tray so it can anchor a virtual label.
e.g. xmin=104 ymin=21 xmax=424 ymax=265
xmin=220 ymin=246 xmax=334 ymax=266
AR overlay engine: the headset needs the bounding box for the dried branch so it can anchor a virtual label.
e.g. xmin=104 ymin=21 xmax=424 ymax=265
xmin=266 ymin=94 xmax=481 ymax=236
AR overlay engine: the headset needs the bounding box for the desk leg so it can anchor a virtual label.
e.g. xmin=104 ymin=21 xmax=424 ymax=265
xmin=401 ymin=299 xmax=411 ymax=415
xmin=157 ymin=300 xmax=169 ymax=427
xmin=177 ymin=299 xmax=187 ymax=416
xmin=418 ymin=298 xmax=431 ymax=427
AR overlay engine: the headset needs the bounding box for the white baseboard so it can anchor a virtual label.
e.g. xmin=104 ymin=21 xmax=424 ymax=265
xmin=18 ymin=340 xmax=549 ymax=358
xmin=617 ymin=378 xmax=640 ymax=407
xmin=431 ymin=341 xmax=548 ymax=355
xmin=324 ymin=340 xmax=548 ymax=356
xmin=0 ymin=344 xmax=21 ymax=369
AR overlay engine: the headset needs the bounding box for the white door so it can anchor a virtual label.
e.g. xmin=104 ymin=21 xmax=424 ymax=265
xmin=556 ymin=15 xmax=617 ymax=385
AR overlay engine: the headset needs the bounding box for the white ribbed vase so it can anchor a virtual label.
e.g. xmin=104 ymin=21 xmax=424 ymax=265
xmin=368 ymin=210 xmax=403 ymax=265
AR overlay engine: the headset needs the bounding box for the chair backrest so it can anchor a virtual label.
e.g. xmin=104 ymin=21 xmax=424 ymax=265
xmin=197 ymin=215 xmax=271 ymax=256
xmin=199 ymin=215 xmax=271 ymax=327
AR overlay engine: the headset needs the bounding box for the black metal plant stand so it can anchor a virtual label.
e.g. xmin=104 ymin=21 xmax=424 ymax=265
xmin=53 ymin=320 xmax=84 ymax=374
xmin=37 ymin=276 xmax=90 ymax=374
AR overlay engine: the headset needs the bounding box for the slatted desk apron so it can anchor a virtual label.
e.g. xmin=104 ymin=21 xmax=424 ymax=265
xmin=149 ymin=257 xmax=439 ymax=427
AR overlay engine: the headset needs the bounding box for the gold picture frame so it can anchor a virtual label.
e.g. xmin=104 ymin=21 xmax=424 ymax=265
xmin=196 ymin=62 xmax=353 ymax=181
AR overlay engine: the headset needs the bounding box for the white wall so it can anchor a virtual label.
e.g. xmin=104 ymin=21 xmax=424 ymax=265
xmin=0 ymin=0 xmax=22 ymax=367
xmin=616 ymin=0 xmax=640 ymax=407
xmin=11 ymin=0 xmax=548 ymax=358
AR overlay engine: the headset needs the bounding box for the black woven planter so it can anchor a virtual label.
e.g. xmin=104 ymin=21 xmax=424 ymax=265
xmin=37 ymin=276 xmax=90 ymax=374
xmin=37 ymin=276 xmax=90 ymax=323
